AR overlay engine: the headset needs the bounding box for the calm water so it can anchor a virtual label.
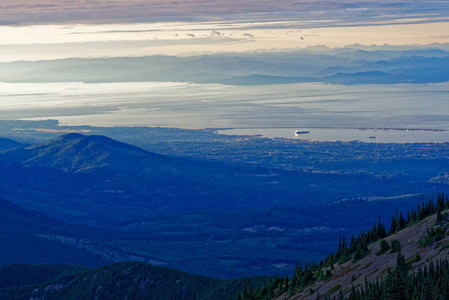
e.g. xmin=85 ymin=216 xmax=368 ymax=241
xmin=1 ymin=81 xmax=449 ymax=140
xmin=218 ymin=127 xmax=449 ymax=143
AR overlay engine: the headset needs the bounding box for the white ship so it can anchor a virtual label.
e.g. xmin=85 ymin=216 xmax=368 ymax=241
xmin=295 ymin=130 xmax=310 ymax=135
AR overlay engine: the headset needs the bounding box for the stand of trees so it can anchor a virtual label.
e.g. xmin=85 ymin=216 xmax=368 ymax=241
xmin=236 ymin=193 xmax=449 ymax=300
xmin=330 ymin=253 xmax=449 ymax=300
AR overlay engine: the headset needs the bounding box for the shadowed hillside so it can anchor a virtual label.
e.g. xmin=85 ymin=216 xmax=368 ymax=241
xmin=0 ymin=261 xmax=269 ymax=300
xmin=0 ymin=198 xmax=110 ymax=267
xmin=0 ymin=137 xmax=26 ymax=151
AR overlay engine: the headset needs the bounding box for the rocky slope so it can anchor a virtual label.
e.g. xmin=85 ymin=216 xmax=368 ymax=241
xmin=281 ymin=210 xmax=449 ymax=299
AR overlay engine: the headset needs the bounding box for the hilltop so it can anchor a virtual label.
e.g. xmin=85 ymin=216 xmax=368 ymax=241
xmin=0 ymin=133 xmax=172 ymax=174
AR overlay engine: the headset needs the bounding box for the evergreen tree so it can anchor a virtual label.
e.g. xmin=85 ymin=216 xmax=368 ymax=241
xmin=436 ymin=203 xmax=443 ymax=224
xmin=390 ymin=240 xmax=400 ymax=253
xmin=390 ymin=215 xmax=397 ymax=234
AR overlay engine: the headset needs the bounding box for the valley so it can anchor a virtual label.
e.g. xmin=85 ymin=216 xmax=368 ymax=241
xmin=2 ymin=197 xmax=449 ymax=299
xmin=0 ymin=120 xmax=447 ymax=279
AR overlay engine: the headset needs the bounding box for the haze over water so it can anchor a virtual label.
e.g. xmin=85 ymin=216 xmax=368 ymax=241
xmin=1 ymin=81 xmax=449 ymax=143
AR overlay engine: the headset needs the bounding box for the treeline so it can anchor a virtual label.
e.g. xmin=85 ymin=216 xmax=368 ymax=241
xmin=236 ymin=193 xmax=449 ymax=300
xmin=333 ymin=253 xmax=449 ymax=300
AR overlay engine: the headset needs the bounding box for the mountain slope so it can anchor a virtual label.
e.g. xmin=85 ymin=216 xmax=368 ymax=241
xmin=0 ymin=197 xmax=110 ymax=267
xmin=0 ymin=137 xmax=26 ymax=151
xmin=279 ymin=208 xmax=449 ymax=299
xmin=2 ymin=133 xmax=168 ymax=173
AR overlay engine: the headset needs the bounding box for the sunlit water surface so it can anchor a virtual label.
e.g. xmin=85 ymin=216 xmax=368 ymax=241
xmin=218 ymin=127 xmax=449 ymax=143
xmin=1 ymin=81 xmax=449 ymax=143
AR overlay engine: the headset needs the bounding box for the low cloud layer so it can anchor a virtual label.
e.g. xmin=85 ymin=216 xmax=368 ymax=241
xmin=2 ymin=22 xmax=449 ymax=61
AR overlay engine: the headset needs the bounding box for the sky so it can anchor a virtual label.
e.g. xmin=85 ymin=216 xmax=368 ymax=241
xmin=1 ymin=1 xmax=449 ymax=132
xmin=3 ymin=21 xmax=449 ymax=61
xmin=3 ymin=0 xmax=305 ymax=25
xmin=2 ymin=1 xmax=449 ymax=26
xmin=1 ymin=1 xmax=449 ymax=61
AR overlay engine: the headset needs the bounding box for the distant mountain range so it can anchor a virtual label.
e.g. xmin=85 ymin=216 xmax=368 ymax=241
xmin=2 ymin=47 xmax=449 ymax=85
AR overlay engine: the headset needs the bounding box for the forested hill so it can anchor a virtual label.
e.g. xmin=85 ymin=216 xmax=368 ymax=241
xmin=0 ymin=197 xmax=110 ymax=267
xmin=0 ymin=137 xmax=26 ymax=151
xmin=2 ymin=196 xmax=449 ymax=299
xmin=0 ymin=262 xmax=269 ymax=300
xmin=236 ymin=194 xmax=449 ymax=299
